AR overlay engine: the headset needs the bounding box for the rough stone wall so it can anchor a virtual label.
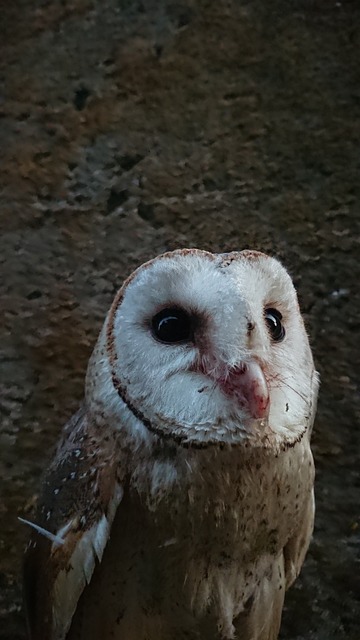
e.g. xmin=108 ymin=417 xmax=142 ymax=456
xmin=1 ymin=1 xmax=359 ymax=638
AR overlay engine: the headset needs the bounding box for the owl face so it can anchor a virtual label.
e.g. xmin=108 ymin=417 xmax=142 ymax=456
xmin=87 ymin=249 xmax=318 ymax=449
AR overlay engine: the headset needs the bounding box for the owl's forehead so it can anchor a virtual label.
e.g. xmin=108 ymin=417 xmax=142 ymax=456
xmin=116 ymin=250 xmax=295 ymax=320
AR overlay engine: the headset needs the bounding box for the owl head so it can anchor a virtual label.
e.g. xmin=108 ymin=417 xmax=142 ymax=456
xmin=86 ymin=249 xmax=318 ymax=451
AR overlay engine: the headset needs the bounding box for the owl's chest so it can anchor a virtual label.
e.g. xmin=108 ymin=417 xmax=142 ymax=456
xmin=139 ymin=440 xmax=314 ymax=566
xmin=69 ymin=441 xmax=314 ymax=640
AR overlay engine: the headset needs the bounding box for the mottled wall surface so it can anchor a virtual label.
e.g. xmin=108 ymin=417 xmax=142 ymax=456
xmin=0 ymin=1 xmax=359 ymax=638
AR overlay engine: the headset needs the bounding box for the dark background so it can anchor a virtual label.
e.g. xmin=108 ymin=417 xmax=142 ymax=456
xmin=1 ymin=1 xmax=359 ymax=638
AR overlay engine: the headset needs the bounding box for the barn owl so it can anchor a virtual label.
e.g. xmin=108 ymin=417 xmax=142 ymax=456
xmin=23 ymin=248 xmax=318 ymax=640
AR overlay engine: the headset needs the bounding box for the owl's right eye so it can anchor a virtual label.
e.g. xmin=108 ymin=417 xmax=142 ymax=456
xmin=151 ymin=308 xmax=193 ymax=344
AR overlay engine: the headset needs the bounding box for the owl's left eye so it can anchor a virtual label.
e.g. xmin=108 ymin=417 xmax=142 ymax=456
xmin=151 ymin=308 xmax=193 ymax=344
xmin=264 ymin=308 xmax=285 ymax=342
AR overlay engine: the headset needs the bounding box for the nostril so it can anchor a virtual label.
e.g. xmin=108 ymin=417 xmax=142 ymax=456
xmin=247 ymin=321 xmax=255 ymax=334
xmin=231 ymin=363 xmax=247 ymax=376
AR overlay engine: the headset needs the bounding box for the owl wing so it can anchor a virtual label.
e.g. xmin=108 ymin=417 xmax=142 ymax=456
xmin=23 ymin=406 xmax=124 ymax=640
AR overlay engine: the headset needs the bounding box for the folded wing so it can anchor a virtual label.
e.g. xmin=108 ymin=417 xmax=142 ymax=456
xmin=23 ymin=406 xmax=124 ymax=640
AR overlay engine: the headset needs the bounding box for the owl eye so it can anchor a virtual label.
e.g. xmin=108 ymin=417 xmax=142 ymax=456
xmin=264 ymin=308 xmax=285 ymax=342
xmin=151 ymin=308 xmax=193 ymax=344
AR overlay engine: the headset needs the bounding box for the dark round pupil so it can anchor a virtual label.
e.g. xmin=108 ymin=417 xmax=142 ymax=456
xmin=152 ymin=308 xmax=193 ymax=343
xmin=265 ymin=308 xmax=285 ymax=342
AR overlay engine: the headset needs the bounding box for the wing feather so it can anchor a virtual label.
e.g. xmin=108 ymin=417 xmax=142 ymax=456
xmin=23 ymin=406 xmax=124 ymax=640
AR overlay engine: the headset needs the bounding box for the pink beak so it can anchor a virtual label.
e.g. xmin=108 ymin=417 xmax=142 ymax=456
xmin=218 ymin=360 xmax=270 ymax=420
